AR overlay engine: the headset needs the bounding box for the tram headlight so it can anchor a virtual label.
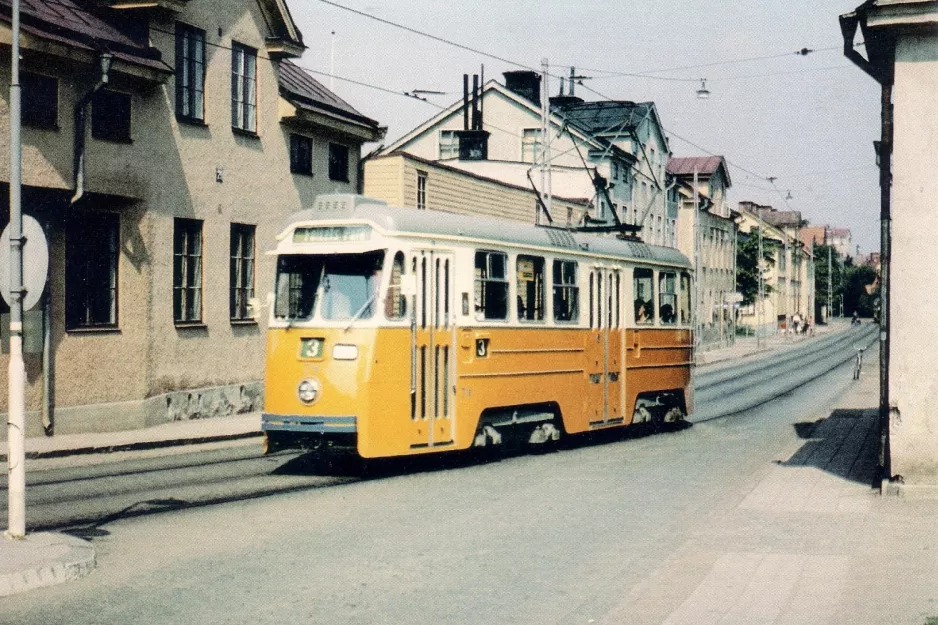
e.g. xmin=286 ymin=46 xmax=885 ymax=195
xmin=297 ymin=379 xmax=321 ymax=405
xmin=333 ymin=344 xmax=358 ymax=361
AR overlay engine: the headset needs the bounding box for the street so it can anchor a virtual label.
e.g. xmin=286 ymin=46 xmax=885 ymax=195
xmin=5 ymin=340 xmax=934 ymax=625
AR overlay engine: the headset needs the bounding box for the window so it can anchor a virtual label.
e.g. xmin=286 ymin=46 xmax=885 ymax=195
xmin=175 ymin=23 xmax=206 ymax=122
xmin=231 ymin=43 xmax=257 ymax=133
xmin=21 ymin=72 xmax=57 ymax=128
xmin=66 ymin=213 xmax=119 ymax=329
xmin=328 ymin=142 xmax=349 ymax=182
xmin=521 ymin=128 xmax=542 ymax=163
xmin=92 ymin=90 xmax=131 ymax=142
xmin=230 ymin=224 xmax=255 ymax=321
xmin=439 ymin=130 xmax=458 ymax=159
xmin=416 ymin=171 xmax=427 ymax=210
xmin=290 ymin=134 xmax=313 ymax=175
xmin=679 ymin=273 xmax=691 ymax=324
xmin=385 ymin=251 xmax=407 ymax=320
xmin=659 ymin=272 xmax=677 ymax=324
xmin=474 ymin=251 xmax=508 ymax=320
xmin=633 ymin=268 xmax=654 ymax=324
xmin=552 ymin=260 xmax=579 ymax=322
xmin=174 ymin=219 xmax=203 ymax=323
xmin=516 ymin=255 xmax=544 ymax=321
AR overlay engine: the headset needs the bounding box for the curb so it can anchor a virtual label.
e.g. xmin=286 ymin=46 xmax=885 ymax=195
xmin=0 ymin=532 xmax=96 ymax=597
xmin=7 ymin=430 xmax=264 ymax=462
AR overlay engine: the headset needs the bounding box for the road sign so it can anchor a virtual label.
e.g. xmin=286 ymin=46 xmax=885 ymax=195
xmin=0 ymin=214 xmax=49 ymax=311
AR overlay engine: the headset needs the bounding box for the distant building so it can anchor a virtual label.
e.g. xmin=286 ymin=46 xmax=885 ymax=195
xmin=667 ymin=156 xmax=738 ymax=348
xmin=376 ymin=71 xmax=674 ymax=246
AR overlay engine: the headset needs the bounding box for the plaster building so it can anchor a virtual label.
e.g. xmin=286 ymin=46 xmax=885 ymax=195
xmin=0 ymin=0 xmax=383 ymax=436
xmin=736 ymin=202 xmax=815 ymax=335
xmin=363 ymin=152 xmax=590 ymax=225
xmin=378 ymin=71 xmax=673 ymax=246
xmin=667 ymin=155 xmax=739 ymax=349
xmin=841 ymin=0 xmax=938 ymax=490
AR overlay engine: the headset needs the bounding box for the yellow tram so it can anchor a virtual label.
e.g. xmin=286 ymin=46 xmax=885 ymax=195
xmin=262 ymin=194 xmax=694 ymax=458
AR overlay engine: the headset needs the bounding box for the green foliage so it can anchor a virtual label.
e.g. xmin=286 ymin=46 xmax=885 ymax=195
xmin=736 ymin=228 xmax=775 ymax=306
xmin=813 ymin=244 xmax=846 ymax=312
xmin=845 ymin=264 xmax=878 ymax=317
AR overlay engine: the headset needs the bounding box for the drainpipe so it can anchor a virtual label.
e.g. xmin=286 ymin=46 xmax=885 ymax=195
xmin=840 ymin=9 xmax=894 ymax=480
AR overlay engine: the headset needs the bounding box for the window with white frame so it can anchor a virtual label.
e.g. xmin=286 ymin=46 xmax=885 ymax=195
xmin=231 ymin=43 xmax=257 ymax=133
xmin=230 ymin=224 xmax=255 ymax=321
xmin=521 ymin=128 xmax=542 ymax=163
xmin=416 ymin=170 xmax=427 ymax=210
xmin=66 ymin=212 xmax=119 ymax=329
xmin=439 ymin=130 xmax=458 ymax=159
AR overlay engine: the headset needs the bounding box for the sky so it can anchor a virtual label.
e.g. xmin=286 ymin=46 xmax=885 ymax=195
xmin=288 ymin=1 xmax=882 ymax=255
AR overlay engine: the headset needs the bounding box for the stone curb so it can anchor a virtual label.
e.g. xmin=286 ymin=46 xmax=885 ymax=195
xmin=0 ymin=532 xmax=96 ymax=597
xmin=0 ymin=429 xmax=263 ymax=463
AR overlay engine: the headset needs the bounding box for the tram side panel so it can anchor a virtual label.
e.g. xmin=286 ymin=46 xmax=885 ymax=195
xmin=455 ymin=327 xmax=592 ymax=438
xmin=624 ymin=327 xmax=694 ymax=422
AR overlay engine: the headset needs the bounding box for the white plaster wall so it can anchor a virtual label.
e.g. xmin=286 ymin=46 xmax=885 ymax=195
xmin=888 ymin=31 xmax=938 ymax=482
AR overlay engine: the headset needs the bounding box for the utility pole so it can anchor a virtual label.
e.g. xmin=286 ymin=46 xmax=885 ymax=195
xmin=693 ymin=168 xmax=701 ymax=354
xmin=329 ymin=31 xmax=336 ymax=92
xmin=828 ymin=244 xmax=833 ymax=323
xmin=757 ymin=208 xmax=765 ymax=347
xmin=5 ymin=0 xmax=26 ymax=541
xmin=539 ymin=58 xmax=552 ymax=222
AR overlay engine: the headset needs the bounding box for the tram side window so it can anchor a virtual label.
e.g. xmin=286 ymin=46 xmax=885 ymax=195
xmin=274 ymin=255 xmax=322 ymax=320
xmin=474 ymin=251 xmax=508 ymax=320
xmin=552 ymin=260 xmax=579 ymax=323
xmin=679 ymin=272 xmax=692 ymax=325
xmin=516 ymin=255 xmax=545 ymax=321
xmin=634 ymin=268 xmax=655 ymax=325
xmin=384 ymin=251 xmax=407 ymax=320
xmin=659 ymin=271 xmax=677 ymax=324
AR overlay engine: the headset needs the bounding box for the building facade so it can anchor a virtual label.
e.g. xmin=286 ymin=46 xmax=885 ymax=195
xmin=842 ymin=0 xmax=938 ymax=488
xmin=379 ymin=71 xmax=673 ymax=245
xmin=668 ymin=156 xmax=738 ymax=349
xmin=0 ymin=0 xmax=383 ymax=436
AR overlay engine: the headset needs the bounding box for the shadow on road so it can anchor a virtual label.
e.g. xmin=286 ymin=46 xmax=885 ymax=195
xmin=782 ymin=407 xmax=881 ymax=487
xmin=273 ymin=420 xmax=694 ymax=479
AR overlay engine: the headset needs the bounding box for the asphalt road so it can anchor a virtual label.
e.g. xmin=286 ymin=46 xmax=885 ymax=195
xmin=0 ymin=344 xmax=870 ymax=625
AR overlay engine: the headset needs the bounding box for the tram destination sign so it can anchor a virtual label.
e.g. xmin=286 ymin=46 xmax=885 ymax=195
xmin=293 ymin=225 xmax=372 ymax=244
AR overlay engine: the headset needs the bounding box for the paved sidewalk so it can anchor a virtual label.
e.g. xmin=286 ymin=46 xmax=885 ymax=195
xmin=696 ymin=318 xmax=845 ymax=366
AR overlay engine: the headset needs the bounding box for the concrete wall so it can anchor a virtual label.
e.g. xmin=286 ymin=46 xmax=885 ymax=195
xmin=888 ymin=29 xmax=938 ymax=483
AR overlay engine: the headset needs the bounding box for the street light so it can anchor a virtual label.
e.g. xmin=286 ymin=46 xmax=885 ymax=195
xmin=696 ymin=79 xmax=710 ymax=99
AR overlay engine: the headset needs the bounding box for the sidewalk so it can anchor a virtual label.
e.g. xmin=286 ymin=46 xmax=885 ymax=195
xmin=696 ymin=318 xmax=842 ymax=366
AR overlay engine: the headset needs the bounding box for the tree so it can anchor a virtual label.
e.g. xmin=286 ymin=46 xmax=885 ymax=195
xmin=813 ymin=244 xmax=846 ymax=317
xmin=736 ymin=228 xmax=775 ymax=306
xmin=844 ymin=264 xmax=878 ymax=317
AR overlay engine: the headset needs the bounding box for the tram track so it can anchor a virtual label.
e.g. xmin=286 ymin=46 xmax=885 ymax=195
xmin=1 ymin=324 xmax=880 ymax=532
xmin=692 ymin=323 xmax=878 ymax=422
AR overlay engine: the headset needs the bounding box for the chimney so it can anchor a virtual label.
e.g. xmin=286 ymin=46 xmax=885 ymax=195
xmin=456 ymin=73 xmax=489 ymax=161
xmin=550 ymin=67 xmax=583 ymax=109
xmin=503 ymin=70 xmax=541 ymax=106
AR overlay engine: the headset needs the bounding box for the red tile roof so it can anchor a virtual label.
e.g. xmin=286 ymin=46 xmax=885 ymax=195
xmin=667 ymin=155 xmax=726 ymax=177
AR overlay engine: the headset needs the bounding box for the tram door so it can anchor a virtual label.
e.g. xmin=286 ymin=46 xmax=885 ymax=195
xmin=409 ymin=250 xmax=455 ymax=448
xmin=586 ymin=267 xmax=623 ymax=424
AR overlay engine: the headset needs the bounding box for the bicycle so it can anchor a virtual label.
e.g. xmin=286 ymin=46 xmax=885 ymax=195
xmin=853 ymin=347 xmax=865 ymax=380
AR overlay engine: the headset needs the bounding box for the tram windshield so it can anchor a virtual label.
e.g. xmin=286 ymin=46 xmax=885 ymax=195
xmin=274 ymin=252 xmax=384 ymax=322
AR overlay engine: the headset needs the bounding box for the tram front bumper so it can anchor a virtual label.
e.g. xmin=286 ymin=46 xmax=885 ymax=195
xmin=261 ymin=414 xmax=358 ymax=454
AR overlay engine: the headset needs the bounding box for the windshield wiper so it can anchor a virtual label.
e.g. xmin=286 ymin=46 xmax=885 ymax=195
xmin=344 ymin=293 xmax=377 ymax=332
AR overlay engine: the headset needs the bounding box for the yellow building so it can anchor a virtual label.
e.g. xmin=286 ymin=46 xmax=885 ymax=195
xmin=0 ymin=0 xmax=384 ymax=436
xmin=364 ymin=152 xmax=590 ymax=226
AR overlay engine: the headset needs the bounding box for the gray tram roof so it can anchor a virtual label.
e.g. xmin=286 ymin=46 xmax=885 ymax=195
xmin=284 ymin=194 xmax=692 ymax=268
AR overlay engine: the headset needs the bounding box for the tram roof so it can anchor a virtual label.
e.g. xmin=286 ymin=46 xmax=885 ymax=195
xmin=282 ymin=194 xmax=691 ymax=268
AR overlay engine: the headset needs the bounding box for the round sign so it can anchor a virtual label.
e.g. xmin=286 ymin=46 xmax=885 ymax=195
xmin=0 ymin=215 xmax=49 ymax=312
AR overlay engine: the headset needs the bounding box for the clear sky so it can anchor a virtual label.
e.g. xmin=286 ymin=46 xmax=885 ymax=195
xmin=288 ymin=1 xmax=882 ymax=255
